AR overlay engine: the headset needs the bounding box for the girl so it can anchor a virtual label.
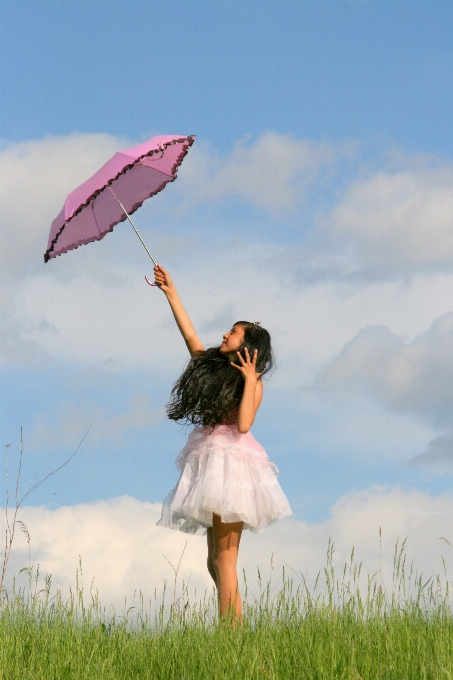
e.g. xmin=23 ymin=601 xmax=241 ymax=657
xmin=153 ymin=264 xmax=292 ymax=619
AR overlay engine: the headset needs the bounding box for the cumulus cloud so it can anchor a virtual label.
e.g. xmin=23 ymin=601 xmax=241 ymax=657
xmin=174 ymin=131 xmax=352 ymax=215
xmin=0 ymin=130 xmax=346 ymax=287
xmin=2 ymin=132 xmax=452 ymax=373
xmin=3 ymin=232 xmax=452 ymax=378
xmin=0 ymin=133 xmax=129 ymax=282
xmin=413 ymin=434 xmax=453 ymax=471
xmin=1 ymin=132 xmax=452 ymax=468
xmin=282 ymin=155 xmax=453 ymax=287
xmin=314 ymin=313 xmax=453 ymax=469
xmin=2 ymin=133 xmax=451 ymax=296
xmin=326 ymin=159 xmax=453 ymax=279
xmin=315 ymin=313 xmax=453 ymax=428
xmin=5 ymin=488 xmax=452 ymax=611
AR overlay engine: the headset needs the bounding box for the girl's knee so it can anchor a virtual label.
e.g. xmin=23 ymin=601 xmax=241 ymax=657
xmin=213 ymin=549 xmax=238 ymax=572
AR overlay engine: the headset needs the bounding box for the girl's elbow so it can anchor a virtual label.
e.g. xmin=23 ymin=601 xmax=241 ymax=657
xmin=237 ymin=424 xmax=250 ymax=434
xmin=237 ymin=418 xmax=254 ymax=434
xmin=238 ymin=426 xmax=251 ymax=435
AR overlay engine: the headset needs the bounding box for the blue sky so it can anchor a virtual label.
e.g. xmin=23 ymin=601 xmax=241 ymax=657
xmin=1 ymin=1 xmax=452 ymax=600
xmin=2 ymin=2 xmax=452 ymax=154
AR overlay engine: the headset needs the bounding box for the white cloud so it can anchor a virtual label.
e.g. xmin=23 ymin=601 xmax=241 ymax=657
xmin=413 ymin=434 xmax=453 ymax=471
xmin=1 ymin=132 xmax=452 ymax=472
xmin=0 ymin=133 xmax=129 ymax=282
xmin=326 ymin=160 xmax=453 ymax=278
xmin=2 ymin=133 xmax=451 ymax=298
xmin=173 ymin=131 xmax=352 ymax=215
xmin=2 ymin=133 xmax=452 ymax=377
xmin=4 ymin=240 xmax=452 ymax=376
xmin=0 ymin=131 xmax=346 ymax=289
xmin=5 ymin=488 xmax=452 ymax=611
xmin=313 ymin=313 xmax=453 ymax=469
xmin=315 ymin=313 xmax=453 ymax=428
xmin=2 ymin=265 xmax=191 ymax=371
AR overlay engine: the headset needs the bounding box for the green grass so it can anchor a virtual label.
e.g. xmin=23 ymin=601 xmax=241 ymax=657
xmin=1 ymin=542 xmax=452 ymax=679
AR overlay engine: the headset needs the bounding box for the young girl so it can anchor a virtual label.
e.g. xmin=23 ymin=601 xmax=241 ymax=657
xmin=153 ymin=264 xmax=292 ymax=618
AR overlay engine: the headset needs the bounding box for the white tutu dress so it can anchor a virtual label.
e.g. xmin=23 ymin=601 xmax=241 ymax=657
xmin=157 ymin=424 xmax=292 ymax=535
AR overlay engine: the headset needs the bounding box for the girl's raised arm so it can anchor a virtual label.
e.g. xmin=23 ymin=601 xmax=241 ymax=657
xmin=153 ymin=264 xmax=204 ymax=357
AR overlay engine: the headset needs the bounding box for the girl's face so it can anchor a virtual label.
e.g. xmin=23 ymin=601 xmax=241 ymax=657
xmin=220 ymin=324 xmax=245 ymax=356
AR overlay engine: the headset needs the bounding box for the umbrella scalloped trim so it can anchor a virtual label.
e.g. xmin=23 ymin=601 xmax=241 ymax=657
xmin=44 ymin=135 xmax=195 ymax=262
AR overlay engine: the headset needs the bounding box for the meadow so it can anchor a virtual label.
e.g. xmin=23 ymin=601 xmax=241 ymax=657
xmin=1 ymin=541 xmax=452 ymax=680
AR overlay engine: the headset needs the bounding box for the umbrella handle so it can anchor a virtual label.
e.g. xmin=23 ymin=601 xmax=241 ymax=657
xmin=145 ymin=275 xmax=158 ymax=287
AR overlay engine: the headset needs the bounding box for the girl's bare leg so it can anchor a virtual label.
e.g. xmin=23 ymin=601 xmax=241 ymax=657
xmin=211 ymin=513 xmax=243 ymax=619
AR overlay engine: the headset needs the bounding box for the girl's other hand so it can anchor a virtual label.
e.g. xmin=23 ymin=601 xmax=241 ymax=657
xmin=153 ymin=264 xmax=173 ymax=293
xmin=231 ymin=348 xmax=261 ymax=383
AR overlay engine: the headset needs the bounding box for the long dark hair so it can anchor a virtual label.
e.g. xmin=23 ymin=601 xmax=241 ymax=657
xmin=166 ymin=322 xmax=274 ymax=428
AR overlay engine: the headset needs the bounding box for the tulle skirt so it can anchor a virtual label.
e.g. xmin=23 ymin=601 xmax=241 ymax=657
xmin=157 ymin=424 xmax=292 ymax=535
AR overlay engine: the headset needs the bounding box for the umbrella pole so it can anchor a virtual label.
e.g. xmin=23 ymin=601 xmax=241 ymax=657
xmin=108 ymin=187 xmax=157 ymax=266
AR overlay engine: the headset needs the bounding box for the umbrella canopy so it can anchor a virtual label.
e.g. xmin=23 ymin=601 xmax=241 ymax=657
xmin=44 ymin=134 xmax=195 ymax=262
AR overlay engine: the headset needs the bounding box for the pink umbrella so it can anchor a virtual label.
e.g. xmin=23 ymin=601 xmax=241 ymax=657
xmin=44 ymin=134 xmax=195 ymax=277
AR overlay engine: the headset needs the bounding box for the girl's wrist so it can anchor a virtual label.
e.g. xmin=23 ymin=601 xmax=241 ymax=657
xmin=244 ymin=375 xmax=258 ymax=385
xmin=165 ymin=286 xmax=177 ymax=299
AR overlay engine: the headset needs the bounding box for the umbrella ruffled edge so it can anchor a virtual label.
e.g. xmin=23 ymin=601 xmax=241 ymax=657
xmin=44 ymin=135 xmax=195 ymax=263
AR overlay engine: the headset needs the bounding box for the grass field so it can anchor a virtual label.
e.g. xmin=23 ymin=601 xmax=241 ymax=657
xmin=1 ymin=542 xmax=452 ymax=679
